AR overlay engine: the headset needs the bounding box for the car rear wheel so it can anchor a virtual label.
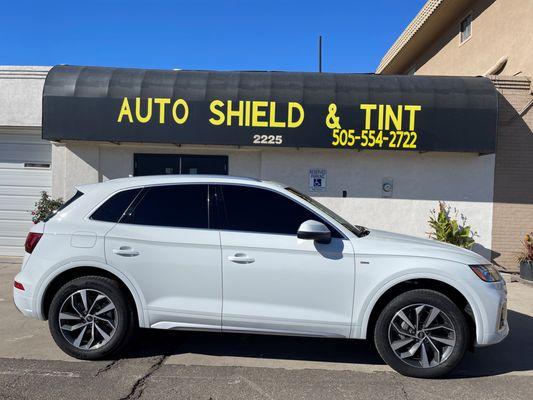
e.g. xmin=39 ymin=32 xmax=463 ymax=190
xmin=48 ymin=276 xmax=134 ymax=359
xmin=374 ymin=289 xmax=469 ymax=378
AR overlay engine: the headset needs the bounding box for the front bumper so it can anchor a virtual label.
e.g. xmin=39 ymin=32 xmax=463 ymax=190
xmin=473 ymin=279 xmax=509 ymax=347
xmin=481 ymin=320 xmax=509 ymax=346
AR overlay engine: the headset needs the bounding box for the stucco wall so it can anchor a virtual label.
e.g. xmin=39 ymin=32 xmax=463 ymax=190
xmin=52 ymin=141 xmax=495 ymax=258
xmin=411 ymin=0 xmax=533 ymax=77
xmin=261 ymin=148 xmax=494 ymax=258
xmin=0 ymin=66 xmax=50 ymax=127
xmin=52 ymin=143 xmax=262 ymax=198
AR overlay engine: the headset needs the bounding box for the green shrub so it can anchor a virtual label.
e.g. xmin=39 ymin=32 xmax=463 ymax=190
xmin=31 ymin=191 xmax=63 ymax=223
xmin=517 ymin=233 xmax=533 ymax=264
xmin=428 ymin=201 xmax=478 ymax=249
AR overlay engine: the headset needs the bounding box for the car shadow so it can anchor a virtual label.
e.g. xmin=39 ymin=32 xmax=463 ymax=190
xmin=452 ymin=309 xmax=533 ymax=378
xmin=119 ymin=309 xmax=533 ymax=377
xmin=123 ymin=329 xmax=384 ymax=366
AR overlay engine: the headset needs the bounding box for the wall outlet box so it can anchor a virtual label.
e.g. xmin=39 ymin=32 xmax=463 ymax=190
xmin=382 ymin=178 xmax=393 ymax=198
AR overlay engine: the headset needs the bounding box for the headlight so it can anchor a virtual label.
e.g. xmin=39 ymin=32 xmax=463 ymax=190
xmin=469 ymin=264 xmax=502 ymax=282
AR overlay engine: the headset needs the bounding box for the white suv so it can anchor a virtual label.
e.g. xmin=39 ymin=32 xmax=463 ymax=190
xmin=13 ymin=175 xmax=508 ymax=378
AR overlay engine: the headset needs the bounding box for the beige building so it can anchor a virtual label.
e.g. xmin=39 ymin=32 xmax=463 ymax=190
xmin=376 ymin=0 xmax=533 ymax=77
xmin=377 ymin=0 xmax=533 ymax=270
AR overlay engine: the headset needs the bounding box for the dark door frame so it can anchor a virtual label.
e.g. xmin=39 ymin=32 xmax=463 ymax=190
xmin=133 ymin=153 xmax=228 ymax=176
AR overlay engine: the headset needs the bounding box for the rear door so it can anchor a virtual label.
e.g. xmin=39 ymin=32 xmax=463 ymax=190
xmin=104 ymin=184 xmax=222 ymax=330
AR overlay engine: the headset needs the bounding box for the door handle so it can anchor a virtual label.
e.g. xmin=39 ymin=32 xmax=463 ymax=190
xmin=113 ymin=246 xmax=140 ymax=257
xmin=227 ymin=253 xmax=255 ymax=264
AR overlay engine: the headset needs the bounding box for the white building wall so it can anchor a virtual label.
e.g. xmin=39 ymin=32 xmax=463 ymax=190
xmin=0 ymin=66 xmax=52 ymax=256
xmin=259 ymin=149 xmax=494 ymax=257
xmin=0 ymin=66 xmax=50 ymax=127
xmin=52 ymin=141 xmax=495 ymax=258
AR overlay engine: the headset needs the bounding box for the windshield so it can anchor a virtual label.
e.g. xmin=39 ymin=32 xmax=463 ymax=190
xmin=286 ymin=187 xmax=368 ymax=237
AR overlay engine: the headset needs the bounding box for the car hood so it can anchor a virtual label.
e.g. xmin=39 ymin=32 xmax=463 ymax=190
xmin=358 ymin=229 xmax=489 ymax=265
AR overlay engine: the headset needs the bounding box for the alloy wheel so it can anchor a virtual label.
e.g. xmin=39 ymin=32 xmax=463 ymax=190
xmin=58 ymin=289 xmax=118 ymax=350
xmin=388 ymin=303 xmax=456 ymax=368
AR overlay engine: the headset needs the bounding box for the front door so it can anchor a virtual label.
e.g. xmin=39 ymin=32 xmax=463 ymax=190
xmin=105 ymin=184 xmax=222 ymax=330
xmin=215 ymin=184 xmax=356 ymax=337
xmin=134 ymin=154 xmax=228 ymax=176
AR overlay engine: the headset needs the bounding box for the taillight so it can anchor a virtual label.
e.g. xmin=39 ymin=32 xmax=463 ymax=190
xmin=25 ymin=232 xmax=42 ymax=254
xmin=14 ymin=281 xmax=25 ymax=291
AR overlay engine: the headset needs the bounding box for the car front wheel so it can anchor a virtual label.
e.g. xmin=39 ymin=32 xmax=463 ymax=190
xmin=48 ymin=276 xmax=134 ymax=359
xmin=374 ymin=289 xmax=470 ymax=378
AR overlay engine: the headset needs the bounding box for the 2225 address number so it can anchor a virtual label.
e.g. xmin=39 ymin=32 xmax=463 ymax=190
xmin=252 ymin=134 xmax=283 ymax=145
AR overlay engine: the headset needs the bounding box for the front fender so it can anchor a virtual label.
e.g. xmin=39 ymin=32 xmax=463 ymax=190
xmin=351 ymin=260 xmax=487 ymax=345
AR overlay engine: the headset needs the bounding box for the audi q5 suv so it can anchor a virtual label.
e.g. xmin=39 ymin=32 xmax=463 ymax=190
xmin=13 ymin=175 xmax=508 ymax=378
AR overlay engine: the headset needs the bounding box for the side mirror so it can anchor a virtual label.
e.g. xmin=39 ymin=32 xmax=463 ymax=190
xmin=297 ymin=220 xmax=331 ymax=244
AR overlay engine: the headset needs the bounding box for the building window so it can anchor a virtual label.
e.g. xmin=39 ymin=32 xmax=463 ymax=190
xmin=460 ymin=14 xmax=472 ymax=43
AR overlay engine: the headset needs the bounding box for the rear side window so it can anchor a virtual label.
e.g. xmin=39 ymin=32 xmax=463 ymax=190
xmin=91 ymin=188 xmax=141 ymax=223
xmin=123 ymin=184 xmax=208 ymax=229
xmin=216 ymin=185 xmax=341 ymax=236
xmin=44 ymin=190 xmax=84 ymax=222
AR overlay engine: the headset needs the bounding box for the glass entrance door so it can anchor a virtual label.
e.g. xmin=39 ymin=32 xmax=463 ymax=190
xmin=134 ymin=154 xmax=228 ymax=176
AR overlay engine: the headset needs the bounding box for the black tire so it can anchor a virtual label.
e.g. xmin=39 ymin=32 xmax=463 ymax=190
xmin=48 ymin=276 xmax=135 ymax=360
xmin=374 ymin=289 xmax=469 ymax=378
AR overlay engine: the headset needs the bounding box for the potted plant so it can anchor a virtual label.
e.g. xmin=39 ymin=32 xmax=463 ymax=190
xmin=428 ymin=201 xmax=478 ymax=249
xmin=518 ymin=233 xmax=533 ymax=281
xmin=31 ymin=191 xmax=63 ymax=224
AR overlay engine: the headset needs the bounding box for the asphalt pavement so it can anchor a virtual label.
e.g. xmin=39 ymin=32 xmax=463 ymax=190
xmin=1 ymin=258 xmax=533 ymax=399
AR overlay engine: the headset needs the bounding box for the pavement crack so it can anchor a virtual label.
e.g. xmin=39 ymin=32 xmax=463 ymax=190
xmin=95 ymin=359 xmax=121 ymax=377
xmin=118 ymin=355 xmax=167 ymax=400
xmin=392 ymin=373 xmax=410 ymax=400
xmin=238 ymin=375 xmax=275 ymax=400
xmin=400 ymin=384 xmax=409 ymax=400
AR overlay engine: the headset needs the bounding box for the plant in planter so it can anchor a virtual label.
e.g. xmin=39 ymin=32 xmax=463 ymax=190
xmin=428 ymin=201 xmax=478 ymax=249
xmin=518 ymin=233 xmax=533 ymax=281
xmin=31 ymin=191 xmax=63 ymax=224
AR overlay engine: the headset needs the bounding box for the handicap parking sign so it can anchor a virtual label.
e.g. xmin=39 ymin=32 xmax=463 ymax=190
xmin=309 ymin=169 xmax=327 ymax=192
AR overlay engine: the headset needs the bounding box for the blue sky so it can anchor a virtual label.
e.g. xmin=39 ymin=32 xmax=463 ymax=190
xmin=2 ymin=0 xmax=426 ymax=73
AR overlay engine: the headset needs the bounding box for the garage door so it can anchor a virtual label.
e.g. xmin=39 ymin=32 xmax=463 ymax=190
xmin=0 ymin=131 xmax=51 ymax=256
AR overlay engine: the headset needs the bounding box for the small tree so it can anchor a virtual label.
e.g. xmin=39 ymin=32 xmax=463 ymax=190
xmin=31 ymin=191 xmax=63 ymax=223
xmin=428 ymin=201 xmax=478 ymax=249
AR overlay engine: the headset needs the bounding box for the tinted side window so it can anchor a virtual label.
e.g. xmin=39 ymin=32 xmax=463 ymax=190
xmin=217 ymin=185 xmax=340 ymax=236
xmin=91 ymin=188 xmax=141 ymax=223
xmin=124 ymin=184 xmax=208 ymax=229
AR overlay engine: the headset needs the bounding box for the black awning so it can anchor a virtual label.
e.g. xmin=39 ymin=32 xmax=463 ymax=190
xmin=43 ymin=65 xmax=497 ymax=153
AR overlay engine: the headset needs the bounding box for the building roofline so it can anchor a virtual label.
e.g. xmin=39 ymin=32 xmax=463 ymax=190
xmin=0 ymin=66 xmax=51 ymax=79
xmin=376 ymin=0 xmax=445 ymax=74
